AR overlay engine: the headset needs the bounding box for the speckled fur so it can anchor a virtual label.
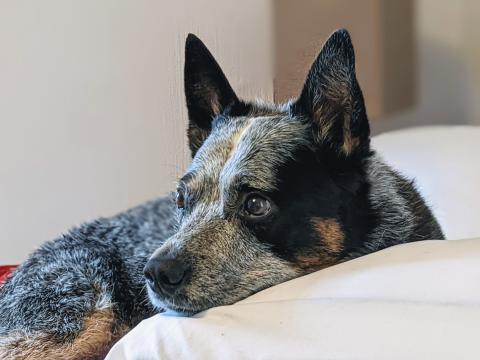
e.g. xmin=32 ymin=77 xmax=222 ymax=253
xmin=0 ymin=30 xmax=443 ymax=359
xmin=0 ymin=197 xmax=176 ymax=358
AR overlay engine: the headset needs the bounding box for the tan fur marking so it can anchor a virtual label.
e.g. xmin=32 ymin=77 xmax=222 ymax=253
xmin=227 ymin=118 xmax=255 ymax=159
xmin=293 ymin=218 xmax=345 ymax=271
xmin=342 ymin=135 xmax=360 ymax=156
xmin=313 ymin=103 xmax=334 ymax=142
xmin=295 ymin=252 xmax=339 ymax=271
xmin=340 ymin=109 xmax=359 ymax=156
xmin=0 ymin=309 xmax=129 ymax=360
xmin=210 ymin=96 xmax=221 ymax=117
xmin=310 ymin=217 xmax=345 ymax=253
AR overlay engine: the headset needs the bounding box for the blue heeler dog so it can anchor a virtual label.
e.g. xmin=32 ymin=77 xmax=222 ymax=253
xmin=0 ymin=29 xmax=444 ymax=359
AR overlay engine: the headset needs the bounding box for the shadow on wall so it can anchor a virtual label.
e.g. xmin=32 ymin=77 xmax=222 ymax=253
xmin=371 ymin=38 xmax=472 ymax=135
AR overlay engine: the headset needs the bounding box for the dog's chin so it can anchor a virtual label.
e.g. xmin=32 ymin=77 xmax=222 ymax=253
xmin=146 ymin=280 xmax=275 ymax=316
xmin=146 ymin=286 xmax=204 ymax=316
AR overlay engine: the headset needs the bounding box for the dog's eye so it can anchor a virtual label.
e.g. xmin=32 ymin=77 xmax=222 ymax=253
xmin=176 ymin=190 xmax=185 ymax=209
xmin=244 ymin=194 xmax=271 ymax=217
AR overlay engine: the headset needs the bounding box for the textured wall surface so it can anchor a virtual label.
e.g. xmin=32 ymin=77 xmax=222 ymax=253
xmin=0 ymin=0 xmax=273 ymax=263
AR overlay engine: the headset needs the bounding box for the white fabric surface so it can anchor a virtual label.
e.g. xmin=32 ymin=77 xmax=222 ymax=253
xmin=106 ymin=126 xmax=480 ymax=359
xmin=107 ymin=239 xmax=480 ymax=360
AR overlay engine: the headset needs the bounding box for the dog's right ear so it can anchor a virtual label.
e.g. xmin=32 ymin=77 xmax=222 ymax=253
xmin=292 ymin=29 xmax=370 ymax=159
xmin=184 ymin=34 xmax=239 ymax=156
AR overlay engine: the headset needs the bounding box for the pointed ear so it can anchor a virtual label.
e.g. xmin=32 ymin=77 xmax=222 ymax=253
xmin=184 ymin=34 xmax=239 ymax=156
xmin=292 ymin=29 xmax=370 ymax=158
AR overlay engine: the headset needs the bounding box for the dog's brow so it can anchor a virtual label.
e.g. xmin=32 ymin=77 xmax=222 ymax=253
xmin=229 ymin=174 xmax=274 ymax=194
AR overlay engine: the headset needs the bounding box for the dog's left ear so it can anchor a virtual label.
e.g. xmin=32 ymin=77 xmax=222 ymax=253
xmin=292 ymin=29 xmax=370 ymax=158
xmin=184 ymin=34 xmax=239 ymax=156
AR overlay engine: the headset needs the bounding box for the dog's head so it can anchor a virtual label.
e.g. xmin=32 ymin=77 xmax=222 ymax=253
xmin=145 ymin=29 xmax=372 ymax=314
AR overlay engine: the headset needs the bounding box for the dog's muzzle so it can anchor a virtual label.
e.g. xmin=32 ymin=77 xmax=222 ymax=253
xmin=143 ymin=254 xmax=192 ymax=296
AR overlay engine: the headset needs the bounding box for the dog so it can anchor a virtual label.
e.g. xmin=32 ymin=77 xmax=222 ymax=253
xmin=0 ymin=29 xmax=444 ymax=359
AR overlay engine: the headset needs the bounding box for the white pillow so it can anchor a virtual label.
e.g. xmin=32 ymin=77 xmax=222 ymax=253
xmin=372 ymin=126 xmax=480 ymax=239
xmin=106 ymin=239 xmax=480 ymax=360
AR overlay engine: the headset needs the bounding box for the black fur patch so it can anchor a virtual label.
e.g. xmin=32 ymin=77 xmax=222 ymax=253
xmin=241 ymin=144 xmax=375 ymax=265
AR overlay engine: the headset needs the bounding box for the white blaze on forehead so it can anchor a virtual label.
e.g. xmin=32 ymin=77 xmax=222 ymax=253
xmin=227 ymin=115 xmax=286 ymax=162
xmin=227 ymin=117 xmax=257 ymax=159
xmin=186 ymin=115 xmax=306 ymax=206
xmin=220 ymin=116 xmax=287 ymax=193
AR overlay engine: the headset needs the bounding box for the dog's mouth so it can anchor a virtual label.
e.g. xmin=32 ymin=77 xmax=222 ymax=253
xmin=145 ymin=276 xmax=283 ymax=317
xmin=146 ymin=283 xmax=206 ymax=315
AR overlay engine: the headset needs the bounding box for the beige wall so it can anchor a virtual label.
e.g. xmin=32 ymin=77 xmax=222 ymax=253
xmin=373 ymin=0 xmax=480 ymax=133
xmin=0 ymin=0 xmax=273 ymax=263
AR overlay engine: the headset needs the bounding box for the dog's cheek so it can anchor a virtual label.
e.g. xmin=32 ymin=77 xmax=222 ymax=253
xmin=222 ymin=252 xmax=301 ymax=302
xmin=292 ymin=217 xmax=345 ymax=272
xmin=184 ymin=238 xmax=299 ymax=306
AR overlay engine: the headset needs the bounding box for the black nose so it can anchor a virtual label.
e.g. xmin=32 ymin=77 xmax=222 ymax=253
xmin=144 ymin=256 xmax=191 ymax=294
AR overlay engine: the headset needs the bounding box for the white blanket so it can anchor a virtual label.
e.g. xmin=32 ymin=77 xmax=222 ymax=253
xmin=107 ymin=238 xmax=480 ymax=360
